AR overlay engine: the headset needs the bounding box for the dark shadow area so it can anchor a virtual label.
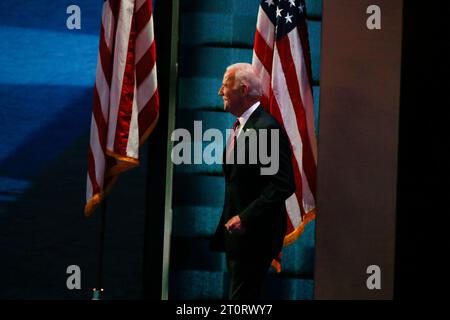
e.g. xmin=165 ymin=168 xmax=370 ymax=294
xmin=0 ymin=132 xmax=149 ymax=299
xmin=394 ymin=0 xmax=450 ymax=299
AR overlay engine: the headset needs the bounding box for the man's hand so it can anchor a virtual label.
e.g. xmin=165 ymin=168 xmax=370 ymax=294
xmin=225 ymin=215 xmax=245 ymax=234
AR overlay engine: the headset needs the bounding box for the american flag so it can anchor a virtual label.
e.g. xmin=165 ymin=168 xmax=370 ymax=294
xmin=252 ymin=0 xmax=317 ymax=270
xmin=85 ymin=0 xmax=159 ymax=216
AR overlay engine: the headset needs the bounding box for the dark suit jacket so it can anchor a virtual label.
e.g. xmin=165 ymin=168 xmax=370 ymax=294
xmin=210 ymin=106 xmax=296 ymax=260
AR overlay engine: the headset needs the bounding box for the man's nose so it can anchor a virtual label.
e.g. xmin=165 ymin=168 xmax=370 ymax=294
xmin=218 ymin=86 xmax=223 ymax=96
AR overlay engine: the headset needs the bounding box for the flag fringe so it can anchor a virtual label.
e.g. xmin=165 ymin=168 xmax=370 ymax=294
xmin=84 ymin=176 xmax=118 ymax=217
xmin=283 ymin=208 xmax=316 ymax=247
xmin=105 ymin=150 xmax=140 ymax=177
xmin=270 ymin=208 xmax=317 ymax=273
xmin=271 ymin=259 xmax=282 ymax=273
xmin=105 ymin=112 xmax=160 ymax=177
xmin=106 ymin=150 xmax=140 ymax=165
xmin=84 ymin=111 xmax=159 ymax=217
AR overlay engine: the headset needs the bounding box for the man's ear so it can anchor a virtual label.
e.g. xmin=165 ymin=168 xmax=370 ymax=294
xmin=241 ymin=84 xmax=249 ymax=96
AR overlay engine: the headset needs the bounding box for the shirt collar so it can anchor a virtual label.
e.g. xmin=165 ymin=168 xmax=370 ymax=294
xmin=238 ymin=101 xmax=260 ymax=129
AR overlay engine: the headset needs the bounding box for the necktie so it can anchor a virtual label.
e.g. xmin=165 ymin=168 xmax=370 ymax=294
xmin=225 ymin=119 xmax=240 ymax=163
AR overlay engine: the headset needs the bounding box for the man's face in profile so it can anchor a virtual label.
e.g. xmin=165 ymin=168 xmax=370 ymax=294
xmin=218 ymin=69 xmax=244 ymax=115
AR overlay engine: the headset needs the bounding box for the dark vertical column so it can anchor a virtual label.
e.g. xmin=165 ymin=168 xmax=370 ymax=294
xmin=142 ymin=0 xmax=174 ymax=300
xmin=314 ymin=0 xmax=403 ymax=299
xmin=394 ymin=0 xmax=450 ymax=299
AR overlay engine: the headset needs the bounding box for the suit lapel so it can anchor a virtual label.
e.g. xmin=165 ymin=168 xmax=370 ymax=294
xmin=223 ymin=106 xmax=262 ymax=181
xmin=235 ymin=106 xmax=261 ymax=145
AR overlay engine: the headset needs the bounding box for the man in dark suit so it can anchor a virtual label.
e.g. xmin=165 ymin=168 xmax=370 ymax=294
xmin=211 ymin=63 xmax=296 ymax=300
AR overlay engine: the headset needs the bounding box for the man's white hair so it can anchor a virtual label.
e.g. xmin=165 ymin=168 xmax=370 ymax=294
xmin=226 ymin=63 xmax=262 ymax=98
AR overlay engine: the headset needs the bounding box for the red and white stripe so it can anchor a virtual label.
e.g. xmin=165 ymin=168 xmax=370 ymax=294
xmin=252 ymin=5 xmax=317 ymax=247
xmin=85 ymin=0 xmax=159 ymax=216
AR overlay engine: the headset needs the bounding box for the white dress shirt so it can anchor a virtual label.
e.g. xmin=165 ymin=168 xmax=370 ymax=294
xmin=236 ymin=101 xmax=260 ymax=138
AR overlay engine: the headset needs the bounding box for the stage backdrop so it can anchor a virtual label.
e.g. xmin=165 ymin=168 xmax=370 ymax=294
xmin=0 ymin=0 xmax=321 ymax=300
